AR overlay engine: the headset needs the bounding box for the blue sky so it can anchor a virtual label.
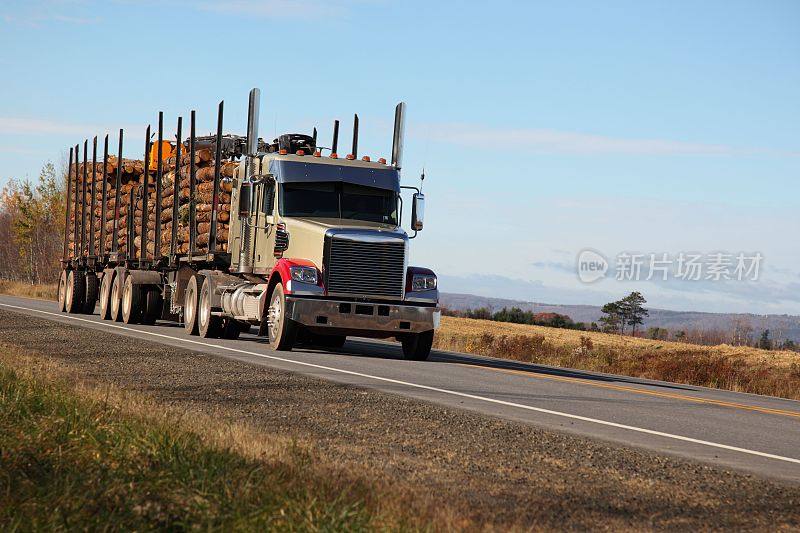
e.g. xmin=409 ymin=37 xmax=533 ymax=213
xmin=1 ymin=0 xmax=798 ymax=314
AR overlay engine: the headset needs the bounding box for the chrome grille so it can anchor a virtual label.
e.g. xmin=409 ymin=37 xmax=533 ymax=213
xmin=326 ymin=237 xmax=406 ymax=298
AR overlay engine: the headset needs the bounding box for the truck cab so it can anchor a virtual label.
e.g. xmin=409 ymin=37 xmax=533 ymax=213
xmin=225 ymin=139 xmax=439 ymax=359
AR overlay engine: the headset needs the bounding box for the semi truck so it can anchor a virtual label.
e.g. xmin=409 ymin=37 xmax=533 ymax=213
xmin=57 ymin=88 xmax=440 ymax=360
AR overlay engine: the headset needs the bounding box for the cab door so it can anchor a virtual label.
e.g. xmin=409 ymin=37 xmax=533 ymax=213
xmin=252 ymin=177 xmax=277 ymax=274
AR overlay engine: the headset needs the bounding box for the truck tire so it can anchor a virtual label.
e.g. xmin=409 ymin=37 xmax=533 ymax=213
xmin=82 ymin=272 xmax=99 ymax=315
xmin=57 ymin=270 xmax=68 ymax=312
xmin=99 ymin=272 xmax=113 ymax=320
xmin=198 ymin=277 xmax=222 ymax=338
xmin=122 ymin=276 xmax=142 ymax=324
xmin=110 ymin=273 xmax=124 ymax=322
xmin=266 ymin=283 xmax=297 ymax=351
xmin=222 ymin=318 xmax=242 ymax=340
xmin=65 ymin=270 xmax=85 ymax=314
xmin=184 ymin=276 xmax=201 ymax=335
xmin=141 ymin=289 xmax=163 ymax=325
xmin=401 ymin=330 xmax=434 ymax=361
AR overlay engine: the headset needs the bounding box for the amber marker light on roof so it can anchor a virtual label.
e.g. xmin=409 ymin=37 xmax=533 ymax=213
xmin=330 ymin=153 xmax=338 ymax=159
xmin=346 ymin=154 xmax=355 ymax=160
xmin=279 ymin=149 xmax=288 ymax=155
xmin=296 ymin=149 xmax=305 ymax=156
xmin=313 ymin=151 xmax=322 ymax=157
xmin=378 ymin=157 xmax=387 ymax=164
xmin=362 ymin=155 xmax=371 ymax=162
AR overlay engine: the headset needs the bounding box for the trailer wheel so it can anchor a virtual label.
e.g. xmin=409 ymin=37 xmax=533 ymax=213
xmin=65 ymin=270 xmax=85 ymax=314
xmin=198 ymin=278 xmax=222 ymax=338
xmin=401 ymin=330 xmax=434 ymax=361
xmin=141 ymin=289 xmax=163 ymax=325
xmin=57 ymin=270 xmax=68 ymax=312
xmin=82 ymin=272 xmax=99 ymax=315
xmin=184 ymin=276 xmax=200 ymax=335
xmin=266 ymin=283 xmax=297 ymax=351
xmin=110 ymin=273 xmax=124 ymax=322
xmin=222 ymin=318 xmax=242 ymax=340
xmin=99 ymin=272 xmax=113 ymax=320
xmin=122 ymin=276 xmax=142 ymax=324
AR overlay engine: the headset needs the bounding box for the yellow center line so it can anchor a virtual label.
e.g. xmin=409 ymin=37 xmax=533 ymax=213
xmin=454 ymin=363 xmax=800 ymax=420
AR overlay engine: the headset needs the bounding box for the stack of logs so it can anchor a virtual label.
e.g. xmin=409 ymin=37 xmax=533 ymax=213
xmin=67 ymin=146 xmax=236 ymax=259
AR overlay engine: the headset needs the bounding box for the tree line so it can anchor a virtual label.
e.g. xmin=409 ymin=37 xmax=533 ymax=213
xmin=0 ymin=163 xmax=65 ymax=284
xmin=443 ymin=307 xmax=588 ymax=331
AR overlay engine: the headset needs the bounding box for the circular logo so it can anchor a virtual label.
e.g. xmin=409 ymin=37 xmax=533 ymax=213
xmin=576 ymin=249 xmax=608 ymax=283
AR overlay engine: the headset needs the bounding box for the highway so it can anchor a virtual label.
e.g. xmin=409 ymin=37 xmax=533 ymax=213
xmin=1 ymin=294 xmax=799 ymax=483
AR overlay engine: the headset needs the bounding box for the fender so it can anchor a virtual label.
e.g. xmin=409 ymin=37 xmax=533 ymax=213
xmin=267 ymin=258 xmax=322 ymax=296
xmin=126 ymin=269 xmax=164 ymax=287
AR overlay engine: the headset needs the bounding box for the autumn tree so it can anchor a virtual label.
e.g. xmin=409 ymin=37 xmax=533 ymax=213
xmin=0 ymin=162 xmax=65 ymax=284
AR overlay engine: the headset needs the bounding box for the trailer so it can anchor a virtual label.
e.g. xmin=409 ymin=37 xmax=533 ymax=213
xmin=57 ymin=89 xmax=440 ymax=360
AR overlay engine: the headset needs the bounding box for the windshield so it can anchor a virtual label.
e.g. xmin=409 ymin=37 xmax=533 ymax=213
xmin=280 ymin=182 xmax=399 ymax=225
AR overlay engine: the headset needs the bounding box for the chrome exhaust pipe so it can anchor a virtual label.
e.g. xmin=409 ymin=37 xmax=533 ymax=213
xmin=239 ymin=88 xmax=261 ymax=272
xmin=391 ymin=102 xmax=406 ymax=170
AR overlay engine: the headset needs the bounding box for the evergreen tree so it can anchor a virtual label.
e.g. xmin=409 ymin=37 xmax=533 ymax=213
xmin=758 ymin=329 xmax=773 ymax=350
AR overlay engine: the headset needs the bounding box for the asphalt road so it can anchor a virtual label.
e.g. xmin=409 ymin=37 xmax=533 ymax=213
xmin=2 ymin=294 xmax=799 ymax=483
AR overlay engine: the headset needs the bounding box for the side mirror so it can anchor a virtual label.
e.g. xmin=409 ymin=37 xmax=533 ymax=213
xmin=411 ymin=192 xmax=425 ymax=231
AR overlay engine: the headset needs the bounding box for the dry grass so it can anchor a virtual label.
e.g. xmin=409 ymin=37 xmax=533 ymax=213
xmin=0 ymin=344 xmax=449 ymax=531
xmin=436 ymin=316 xmax=800 ymax=400
xmin=0 ymin=280 xmax=58 ymax=301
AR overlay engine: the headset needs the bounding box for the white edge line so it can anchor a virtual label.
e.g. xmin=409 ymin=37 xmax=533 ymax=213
xmin=2 ymin=300 xmax=800 ymax=467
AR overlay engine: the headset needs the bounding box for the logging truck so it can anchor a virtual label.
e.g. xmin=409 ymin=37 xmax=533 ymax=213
xmin=56 ymin=89 xmax=440 ymax=360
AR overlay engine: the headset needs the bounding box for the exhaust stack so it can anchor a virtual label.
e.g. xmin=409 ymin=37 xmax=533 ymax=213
xmin=246 ymin=88 xmax=260 ymax=157
xmin=391 ymin=102 xmax=406 ymax=170
xmin=331 ymin=119 xmax=339 ymax=154
xmin=239 ymin=88 xmax=261 ymax=272
xmin=351 ymin=114 xmax=359 ymax=157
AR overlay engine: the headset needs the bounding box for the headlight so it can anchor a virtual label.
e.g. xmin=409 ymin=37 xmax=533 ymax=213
xmin=411 ymin=274 xmax=437 ymax=291
xmin=290 ymin=266 xmax=318 ymax=285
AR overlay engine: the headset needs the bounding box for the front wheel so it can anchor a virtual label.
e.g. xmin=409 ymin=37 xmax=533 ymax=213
xmin=266 ymin=283 xmax=297 ymax=351
xmin=401 ymin=330 xmax=434 ymax=361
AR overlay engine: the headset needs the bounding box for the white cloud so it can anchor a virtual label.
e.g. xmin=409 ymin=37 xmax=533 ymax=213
xmin=1 ymin=1 xmax=101 ymax=27
xmin=195 ymin=0 xmax=336 ymax=17
xmin=0 ymin=117 xmax=101 ymax=136
xmin=416 ymin=123 xmax=798 ymax=157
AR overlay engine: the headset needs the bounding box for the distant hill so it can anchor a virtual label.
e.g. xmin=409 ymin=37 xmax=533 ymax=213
xmin=440 ymin=292 xmax=800 ymax=343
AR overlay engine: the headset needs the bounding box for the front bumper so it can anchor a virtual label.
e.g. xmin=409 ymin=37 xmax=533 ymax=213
xmin=286 ymin=297 xmax=440 ymax=335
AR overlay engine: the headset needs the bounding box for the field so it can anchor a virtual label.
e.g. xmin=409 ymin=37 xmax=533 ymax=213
xmin=435 ymin=316 xmax=800 ymax=400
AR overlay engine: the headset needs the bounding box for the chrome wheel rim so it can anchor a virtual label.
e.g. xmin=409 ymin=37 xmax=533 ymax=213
xmin=58 ymin=275 xmax=66 ymax=305
xmin=185 ymin=286 xmax=195 ymax=326
xmin=122 ymin=281 xmax=131 ymax=314
xmin=268 ymin=292 xmax=282 ymax=342
xmin=65 ymin=273 xmax=73 ymax=306
xmin=111 ymin=279 xmax=120 ymax=317
xmin=199 ymin=287 xmax=210 ymax=329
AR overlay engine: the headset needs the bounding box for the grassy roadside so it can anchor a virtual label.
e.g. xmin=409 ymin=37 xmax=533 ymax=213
xmin=0 ymin=280 xmax=57 ymax=301
xmin=0 ymin=348 xmax=434 ymax=531
xmin=436 ymin=316 xmax=800 ymax=400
